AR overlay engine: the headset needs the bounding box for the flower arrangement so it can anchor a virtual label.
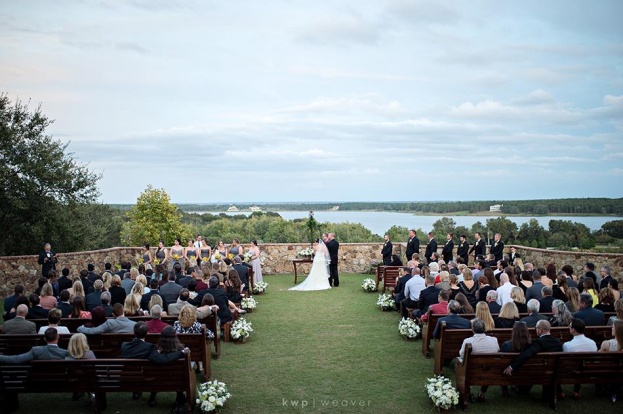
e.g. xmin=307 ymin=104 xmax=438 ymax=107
xmin=214 ymin=253 xmax=222 ymax=261
xmin=376 ymin=293 xmax=395 ymax=311
xmin=138 ymin=257 xmax=144 ymax=264
xmin=172 ymin=254 xmax=180 ymax=261
xmin=196 ymin=379 xmax=231 ymax=413
xmin=115 ymin=263 xmax=121 ymax=271
xmin=240 ymin=296 xmax=257 ymax=312
xmin=243 ymin=252 xmax=253 ymax=263
xmin=425 ymin=375 xmax=459 ymax=411
xmin=297 ymin=247 xmax=313 ymax=257
xmin=252 ymin=281 xmax=268 ymax=294
xmin=202 ymin=256 xmax=210 ymax=263
xmin=228 ymin=253 xmax=234 ymax=260
xmin=361 ymin=278 xmax=377 ymax=292
xmin=230 ymin=317 xmax=253 ymax=342
xmin=153 ymin=258 xmax=161 ymax=265
xmin=398 ymin=318 xmax=421 ymax=339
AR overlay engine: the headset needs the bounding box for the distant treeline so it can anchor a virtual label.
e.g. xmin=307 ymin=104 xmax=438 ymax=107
xmin=157 ymin=198 xmax=623 ymax=215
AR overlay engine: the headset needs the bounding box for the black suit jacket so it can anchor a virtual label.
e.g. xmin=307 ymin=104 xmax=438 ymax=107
xmin=457 ymin=241 xmax=469 ymax=261
xmin=121 ymin=339 xmax=184 ymax=364
xmin=425 ymin=239 xmax=437 ymax=262
xmin=27 ymin=306 xmax=49 ymax=319
xmin=87 ymin=271 xmax=102 ymax=283
xmin=57 ymin=301 xmax=72 ymax=318
xmin=195 ymin=287 xmax=232 ymax=323
xmin=469 ymin=239 xmax=486 ymax=258
xmin=233 ymin=264 xmax=250 ymax=290
xmin=538 ymin=296 xmax=555 ymax=313
xmin=405 ymin=237 xmax=420 ymax=261
xmin=86 ymin=290 xmax=103 ymax=312
xmin=38 ymin=250 xmax=57 ymax=277
xmin=441 ymin=240 xmax=454 ymax=262
xmin=80 ymin=277 xmax=94 ymax=293
xmin=326 ymin=239 xmax=339 ymax=264
xmin=510 ymin=334 xmax=562 ymax=371
xmin=490 ymin=241 xmax=504 ymax=261
xmin=487 ymin=301 xmax=502 ymax=314
xmin=600 ymin=275 xmax=612 ymax=290
xmin=433 ymin=313 xmax=471 ymax=338
xmin=520 ymin=312 xmax=547 ymax=328
xmin=381 ymin=241 xmax=393 ymax=265
xmin=418 ymin=286 xmax=441 ymax=313
xmin=57 ymin=276 xmax=73 ymax=292
xmin=574 ymin=307 xmax=605 ymax=326
xmin=394 ymin=274 xmax=412 ymax=302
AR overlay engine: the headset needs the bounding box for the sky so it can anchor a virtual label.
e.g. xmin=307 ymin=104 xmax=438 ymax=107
xmin=1 ymin=0 xmax=622 ymax=204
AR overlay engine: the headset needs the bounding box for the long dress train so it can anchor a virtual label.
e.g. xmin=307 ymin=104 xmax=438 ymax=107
xmin=289 ymin=244 xmax=331 ymax=291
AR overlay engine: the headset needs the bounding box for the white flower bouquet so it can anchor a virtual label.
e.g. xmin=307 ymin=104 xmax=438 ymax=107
xmin=361 ymin=278 xmax=378 ymax=292
xmin=240 ymin=296 xmax=257 ymax=312
xmin=376 ymin=293 xmax=395 ymax=311
xmin=196 ymin=379 xmax=231 ymax=413
xmin=230 ymin=317 xmax=253 ymax=342
xmin=297 ymin=247 xmax=313 ymax=257
xmin=243 ymin=252 xmax=253 ymax=263
xmin=398 ymin=317 xmax=421 ymax=339
xmin=252 ymin=281 xmax=268 ymax=294
xmin=425 ymin=375 xmax=459 ymax=410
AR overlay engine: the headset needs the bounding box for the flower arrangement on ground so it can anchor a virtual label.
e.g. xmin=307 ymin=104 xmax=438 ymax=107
xmin=230 ymin=317 xmax=253 ymax=342
xmin=252 ymin=281 xmax=268 ymax=294
xmin=376 ymin=293 xmax=395 ymax=311
xmin=398 ymin=317 xmax=421 ymax=339
xmin=297 ymin=247 xmax=313 ymax=257
xmin=361 ymin=278 xmax=377 ymax=292
xmin=240 ymin=296 xmax=257 ymax=312
xmin=425 ymin=375 xmax=459 ymax=411
xmin=196 ymin=379 xmax=231 ymax=412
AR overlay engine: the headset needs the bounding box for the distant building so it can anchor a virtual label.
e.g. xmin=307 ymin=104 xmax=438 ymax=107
xmin=489 ymin=204 xmax=503 ymax=212
xmin=249 ymin=206 xmax=262 ymax=212
xmin=330 ymin=206 xmax=340 ymax=211
xmin=227 ymin=205 xmax=239 ymax=212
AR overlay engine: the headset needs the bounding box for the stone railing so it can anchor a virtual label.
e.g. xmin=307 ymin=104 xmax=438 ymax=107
xmin=1 ymin=243 xmax=621 ymax=298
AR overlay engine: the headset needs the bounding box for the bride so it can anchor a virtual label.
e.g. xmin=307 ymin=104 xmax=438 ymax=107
xmin=289 ymin=240 xmax=331 ymax=291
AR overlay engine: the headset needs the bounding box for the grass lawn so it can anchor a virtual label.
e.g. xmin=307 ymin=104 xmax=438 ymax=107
xmin=1 ymin=274 xmax=620 ymax=413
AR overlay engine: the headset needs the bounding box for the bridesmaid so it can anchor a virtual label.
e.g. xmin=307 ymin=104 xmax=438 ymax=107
xmin=215 ymin=240 xmax=227 ymax=258
xmin=170 ymin=238 xmax=184 ymax=270
xmin=200 ymin=240 xmax=212 ymax=265
xmin=229 ymin=239 xmax=243 ymax=258
xmin=154 ymin=240 xmax=168 ymax=266
xmin=142 ymin=244 xmax=153 ymax=269
xmin=185 ymin=239 xmax=199 ymax=267
xmin=249 ymin=240 xmax=263 ymax=283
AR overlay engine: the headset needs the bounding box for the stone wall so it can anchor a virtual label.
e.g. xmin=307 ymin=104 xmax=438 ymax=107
xmin=1 ymin=243 xmax=622 ymax=298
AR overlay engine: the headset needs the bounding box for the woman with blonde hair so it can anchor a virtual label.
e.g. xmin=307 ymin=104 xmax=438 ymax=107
xmin=174 ymin=304 xmax=215 ymax=340
xmin=475 ymin=301 xmax=495 ymax=331
xmin=109 ymin=274 xmax=126 ymax=306
xmin=435 ymin=271 xmax=450 ymax=291
xmin=514 ymin=258 xmax=524 ymax=271
xmin=123 ymin=294 xmax=143 ymax=316
xmin=102 ymin=271 xmax=113 ymax=291
xmin=583 ymin=278 xmax=599 ymax=307
xmin=607 ymin=298 xmax=623 ymax=326
xmin=68 ymin=280 xmax=85 ymax=302
xmin=148 ymin=295 xmax=168 ymax=317
xmin=131 ymin=282 xmax=144 ymax=305
xmin=66 ymin=333 xmax=96 ymax=360
xmin=510 ymin=286 xmax=528 ymax=313
xmin=494 ymin=302 xmax=520 ymax=328
xmin=39 ymin=283 xmax=57 ymax=310
xmin=458 ymin=269 xmax=478 ymax=308
xmin=565 ymin=287 xmax=581 ymax=312
xmin=136 ymin=275 xmax=150 ymax=294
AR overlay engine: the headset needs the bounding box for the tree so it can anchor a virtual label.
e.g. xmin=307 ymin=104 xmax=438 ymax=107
xmin=120 ymin=186 xmax=192 ymax=246
xmin=485 ymin=217 xmax=518 ymax=243
xmin=0 ymin=94 xmax=102 ymax=255
xmin=432 ymin=217 xmax=457 ymax=241
xmin=601 ymin=220 xmax=623 ymax=239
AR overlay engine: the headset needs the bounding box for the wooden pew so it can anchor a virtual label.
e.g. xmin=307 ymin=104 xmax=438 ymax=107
xmin=375 ymin=265 xmax=402 ymax=291
xmin=433 ymin=323 xmax=613 ymax=375
xmin=0 ymin=353 xmax=196 ymax=413
xmin=382 ymin=267 xmax=402 ymax=294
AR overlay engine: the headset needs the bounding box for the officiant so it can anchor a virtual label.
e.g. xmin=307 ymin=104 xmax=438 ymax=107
xmin=38 ymin=243 xmax=58 ymax=277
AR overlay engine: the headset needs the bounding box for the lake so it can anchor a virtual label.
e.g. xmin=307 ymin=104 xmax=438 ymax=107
xmin=187 ymin=210 xmax=622 ymax=236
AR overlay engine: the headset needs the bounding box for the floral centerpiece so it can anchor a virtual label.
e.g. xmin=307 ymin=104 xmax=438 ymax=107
xmin=361 ymin=278 xmax=377 ymax=292
xmin=398 ymin=317 xmax=421 ymax=340
xmin=376 ymin=293 xmax=395 ymax=311
xmin=252 ymin=281 xmax=268 ymax=294
xmin=243 ymin=252 xmax=253 ymax=263
xmin=425 ymin=375 xmax=459 ymax=411
xmin=240 ymin=296 xmax=257 ymax=312
xmin=230 ymin=317 xmax=253 ymax=342
xmin=196 ymin=379 xmax=231 ymax=413
xmin=297 ymin=247 xmax=313 ymax=258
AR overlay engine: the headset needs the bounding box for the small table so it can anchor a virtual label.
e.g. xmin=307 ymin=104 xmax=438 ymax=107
xmin=292 ymin=258 xmax=313 ymax=284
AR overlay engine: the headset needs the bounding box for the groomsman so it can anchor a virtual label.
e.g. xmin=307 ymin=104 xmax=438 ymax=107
xmin=441 ymin=233 xmax=454 ymax=263
xmin=457 ymin=235 xmax=470 ymax=264
xmin=490 ymin=233 xmax=505 ymax=262
xmin=425 ymin=232 xmax=437 ymax=264
xmin=405 ymin=229 xmax=420 ymax=263
xmin=469 ymin=232 xmax=486 ymax=263
xmin=509 ymin=246 xmax=521 ymax=266
xmin=381 ymin=234 xmax=393 ymax=265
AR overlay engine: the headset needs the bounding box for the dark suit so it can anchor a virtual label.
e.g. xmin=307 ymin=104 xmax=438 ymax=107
xmin=121 ymin=339 xmax=184 ymax=364
xmin=0 ymin=344 xmax=68 ymax=364
xmin=469 ymin=239 xmax=486 ymax=259
xmin=37 ymin=250 xmax=57 ymax=277
xmin=433 ymin=313 xmax=471 ymax=338
xmin=417 ymin=286 xmax=441 ymax=314
xmin=520 ymin=312 xmax=547 ymax=328
xmin=538 ymin=296 xmax=555 ymax=313
xmin=80 ymin=277 xmax=94 ymax=294
xmin=405 ymin=236 xmax=420 ymax=262
xmin=381 ymin=241 xmax=393 ymax=265
xmin=176 ymin=276 xmax=193 ymax=288
xmin=425 ymin=239 xmax=437 ymax=263
xmin=457 ymin=241 xmax=469 ymax=264
xmin=86 ymin=290 xmax=103 ymax=312
xmin=87 ymin=271 xmax=102 ymax=283
xmin=326 ymin=239 xmax=339 ymax=287
xmin=393 ymin=274 xmax=412 ymax=304
xmin=109 ymin=286 xmax=127 ymax=306
xmin=57 ymin=301 xmax=72 ymax=318
xmin=233 ymin=264 xmax=250 ymax=291
xmin=510 ymin=334 xmax=562 ymax=371
xmin=490 ymin=240 xmax=505 ymax=262
xmin=140 ymin=291 xmax=168 ymax=312
xmin=487 ymin=301 xmax=502 ymax=314
xmin=196 ymin=287 xmax=232 ymax=323
xmin=441 ymin=239 xmax=454 ymax=262
xmin=574 ymin=306 xmax=605 ymax=326
xmin=509 ymin=252 xmax=521 ymax=266
xmin=600 ymin=275 xmax=612 ymax=290
xmin=1 ymin=316 xmax=37 ymax=334
xmin=27 ymin=306 xmax=49 ymax=320
xmin=525 ymin=281 xmax=544 ymax=301
xmin=57 ymin=276 xmax=73 ymax=292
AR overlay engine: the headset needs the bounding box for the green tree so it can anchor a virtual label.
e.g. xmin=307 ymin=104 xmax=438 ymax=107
xmin=0 ymin=94 xmax=102 ymax=255
xmin=120 ymin=186 xmax=192 ymax=246
xmin=385 ymin=225 xmax=409 ymax=244
xmin=486 ymin=217 xmax=519 ymax=243
xmin=432 ymin=217 xmax=457 ymax=240
xmin=516 ymin=219 xmax=548 ymax=247
xmin=601 ymin=220 xmax=623 ymax=239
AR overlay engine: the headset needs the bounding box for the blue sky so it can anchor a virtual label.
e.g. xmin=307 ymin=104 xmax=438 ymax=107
xmin=2 ymin=0 xmax=622 ymax=204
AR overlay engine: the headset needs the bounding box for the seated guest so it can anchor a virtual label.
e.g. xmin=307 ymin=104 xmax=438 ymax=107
xmin=3 ymin=285 xmax=24 ymax=320
xmin=495 ymin=302 xmax=520 ymax=328
xmin=455 ymin=292 xmax=474 ymax=314
xmin=477 ymin=274 xmax=494 ymax=303
xmin=595 ymin=288 xmax=616 ymax=313
xmin=84 ymin=306 xmax=107 ymax=328
xmin=0 ymin=328 xmax=68 ymax=363
xmin=519 ymin=299 xmax=547 ymax=328
xmin=140 ymin=279 xmax=168 ymax=312
xmin=57 ymin=289 xmax=73 ymax=318
xmin=416 ymin=274 xmax=442 ymax=317
xmin=78 ymin=303 xmax=136 ymax=334
xmin=225 ymin=269 xmax=244 ymax=303
xmin=486 ymin=290 xmax=502 ymax=314
xmin=549 ymin=299 xmax=573 ymax=327
xmin=147 ymin=326 xmax=189 ymax=408
xmin=168 ymin=289 xmax=193 ymax=317
xmin=39 ymin=283 xmax=57 ymax=310
xmin=160 ymin=271 xmax=183 ymax=304
xmin=69 ymin=296 xmax=91 ymax=319
xmin=448 ymin=273 xmax=460 ymax=300
xmin=86 ymin=280 xmax=104 ymax=312
xmin=66 ymin=333 xmax=96 ymax=360
xmin=496 ymin=273 xmax=514 ymax=306
xmin=432 ymin=300 xmax=471 ymax=339
xmin=563 ymin=318 xmax=598 ymax=399
xmin=232 ymin=256 xmax=249 ymax=292
xmin=389 ymin=254 xmax=403 ymax=266
xmin=393 ymin=267 xmax=413 ymax=308
xmin=146 ymin=305 xmax=169 ymax=334
xmin=457 ymin=318 xmax=500 ymax=402
xmin=123 ymin=294 xmax=144 ymax=317
xmin=421 ymin=290 xmax=450 ymax=322
xmin=609 ymin=279 xmax=621 ymax=301
xmin=538 ymin=286 xmax=555 ymax=313
xmin=607 ymin=298 xmax=623 ymax=326
xmin=99 ymin=291 xmax=113 ymax=317
xmin=510 ymin=287 xmax=528 ymax=314
xmin=475 ymin=301 xmax=495 ymax=331
xmin=108 ymin=275 xmax=127 ymax=306
xmin=500 ymin=321 xmax=532 ymax=352
xmin=38 ymin=308 xmax=70 ymax=334
xmin=599 ymin=320 xmax=623 ymax=352
xmin=553 ymin=273 xmax=569 ymax=301
xmin=26 ymin=293 xmax=49 ymax=319
xmin=401 ymin=268 xmax=425 ymax=318
xmin=194 ymin=277 xmax=233 ymax=324
xmin=2 ymin=304 xmax=36 ymax=334
xmin=174 ymin=304 xmax=215 ymax=339
xmin=148 ymin=295 xmax=168 ymax=317
xmin=434 ymin=271 xmax=451 ymax=291
xmin=565 ymin=287 xmax=581 ymax=313
xmin=196 ymin=293 xmax=220 ymax=320
xmin=574 ymin=293 xmax=605 ymax=326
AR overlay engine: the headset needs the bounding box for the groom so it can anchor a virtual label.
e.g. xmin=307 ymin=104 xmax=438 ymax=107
xmin=324 ymin=233 xmax=339 ymax=287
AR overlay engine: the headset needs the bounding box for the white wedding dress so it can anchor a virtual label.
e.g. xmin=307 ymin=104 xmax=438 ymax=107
xmin=289 ymin=241 xmax=331 ymax=291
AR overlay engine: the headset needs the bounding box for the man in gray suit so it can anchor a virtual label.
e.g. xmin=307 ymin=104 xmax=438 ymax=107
xmin=0 ymin=327 xmax=67 ymax=363
xmin=160 ymin=271 xmax=183 ymax=303
xmin=167 ymin=289 xmax=194 ymax=317
xmin=526 ymin=270 xmax=545 ymax=301
xmin=77 ymin=303 xmax=136 ymax=334
xmin=2 ymin=304 xmax=36 ymax=335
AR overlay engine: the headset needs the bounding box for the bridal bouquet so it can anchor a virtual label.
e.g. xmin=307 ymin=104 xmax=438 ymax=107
xmin=243 ymin=252 xmax=253 ymax=262
xmin=425 ymin=375 xmax=459 ymax=411
xmin=240 ymin=296 xmax=257 ymax=312
xmin=297 ymin=247 xmax=313 ymax=257
xmin=230 ymin=317 xmax=253 ymax=342
xmin=398 ymin=318 xmax=421 ymax=339
xmin=252 ymin=281 xmax=268 ymax=294
xmin=197 ymin=379 xmax=231 ymax=412
xmin=376 ymin=293 xmax=395 ymax=311
xmin=361 ymin=278 xmax=377 ymax=292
